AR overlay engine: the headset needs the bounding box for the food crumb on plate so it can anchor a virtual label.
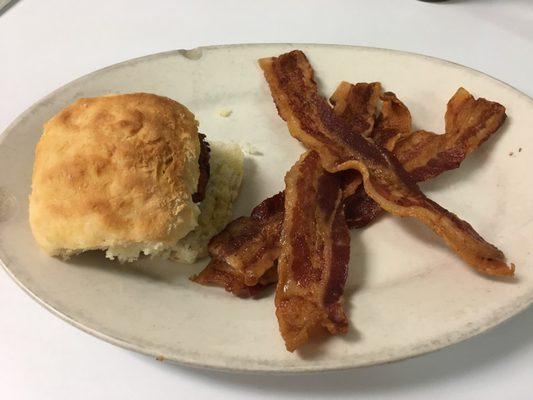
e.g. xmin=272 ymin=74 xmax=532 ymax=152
xmin=218 ymin=108 xmax=233 ymax=117
xmin=242 ymin=142 xmax=263 ymax=156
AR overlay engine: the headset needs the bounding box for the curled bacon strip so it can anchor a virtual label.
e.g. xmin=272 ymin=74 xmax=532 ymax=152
xmin=259 ymin=50 xmax=514 ymax=276
xmin=344 ymin=90 xmax=412 ymax=227
xmin=192 ymin=259 xmax=277 ymax=298
xmin=395 ymin=87 xmax=507 ymax=181
xmin=345 ymin=87 xmax=507 ymax=228
xmin=191 ymin=192 xmax=284 ymax=297
xmin=194 ymin=61 xmax=511 ymax=296
xmin=276 ymin=151 xmax=350 ymax=351
xmin=208 ymin=192 xmax=284 ymax=286
xmin=330 ymin=81 xmax=381 ymax=137
xmin=192 ymin=82 xmax=382 ymax=297
xmin=372 ymin=91 xmax=412 ymax=150
xmin=193 ymin=83 xmax=383 ymax=295
xmin=330 ymin=82 xmax=382 ymax=198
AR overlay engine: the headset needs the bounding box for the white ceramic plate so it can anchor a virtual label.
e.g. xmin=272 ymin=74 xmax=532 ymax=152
xmin=1 ymin=44 xmax=532 ymax=373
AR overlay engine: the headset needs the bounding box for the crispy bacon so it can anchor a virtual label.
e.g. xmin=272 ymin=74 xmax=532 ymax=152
xmin=372 ymin=91 xmax=412 ymax=150
xmin=192 ymin=259 xmax=277 ymax=298
xmin=345 ymin=87 xmax=507 ymax=228
xmin=330 ymin=82 xmax=381 ymax=198
xmin=395 ymin=87 xmax=507 ymax=181
xmin=330 ymin=83 xmax=378 ymax=198
xmin=193 ymin=82 xmax=384 ymax=295
xmin=330 ymin=81 xmax=381 ymax=137
xmin=194 ymin=61 xmax=510 ymax=296
xmin=344 ymin=185 xmax=384 ymax=229
xmin=208 ymin=192 xmax=284 ymax=286
xmin=259 ymin=50 xmax=514 ymax=276
xmin=344 ymin=90 xmax=412 ymax=227
xmin=191 ymin=192 xmax=284 ymax=296
xmin=276 ymin=151 xmax=350 ymax=351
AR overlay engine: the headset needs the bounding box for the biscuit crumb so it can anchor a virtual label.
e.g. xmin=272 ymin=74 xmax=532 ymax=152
xmin=509 ymin=152 xmax=514 ymax=156
xmin=156 ymin=355 xmax=165 ymax=362
xmin=242 ymin=142 xmax=263 ymax=156
xmin=218 ymin=108 xmax=233 ymax=118
xmin=519 ymin=147 xmax=522 ymax=152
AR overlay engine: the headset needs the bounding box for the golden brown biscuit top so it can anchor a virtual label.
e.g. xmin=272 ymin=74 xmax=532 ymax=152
xmin=29 ymin=93 xmax=201 ymax=255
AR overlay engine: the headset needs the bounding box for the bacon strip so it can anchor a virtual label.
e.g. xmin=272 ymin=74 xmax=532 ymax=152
xmin=194 ymin=71 xmax=510 ymax=295
xmin=395 ymin=87 xmax=507 ymax=181
xmin=330 ymin=82 xmax=381 ymax=198
xmin=208 ymin=192 xmax=284 ymax=286
xmin=191 ymin=192 xmax=284 ymax=296
xmin=276 ymin=151 xmax=350 ymax=351
xmin=259 ymin=50 xmax=514 ymax=277
xmin=192 ymin=82 xmax=383 ymax=294
xmin=344 ymin=90 xmax=412 ymax=227
xmin=192 ymin=259 xmax=277 ymax=298
xmin=345 ymin=87 xmax=507 ymax=228
xmin=330 ymin=81 xmax=381 ymax=137
xmin=372 ymin=91 xmax=412 ymax=150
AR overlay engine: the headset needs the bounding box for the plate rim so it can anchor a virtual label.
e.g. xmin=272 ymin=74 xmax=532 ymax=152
xmin=1 ymin=43 xmax=532 ymax=373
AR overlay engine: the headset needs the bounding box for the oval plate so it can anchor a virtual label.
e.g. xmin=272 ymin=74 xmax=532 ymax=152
xmin=1 ymin=44 xmax=532 ymax=373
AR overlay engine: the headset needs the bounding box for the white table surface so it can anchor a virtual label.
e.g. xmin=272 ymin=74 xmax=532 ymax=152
xmin=1 ymin=0 xmax=532 ymax=399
